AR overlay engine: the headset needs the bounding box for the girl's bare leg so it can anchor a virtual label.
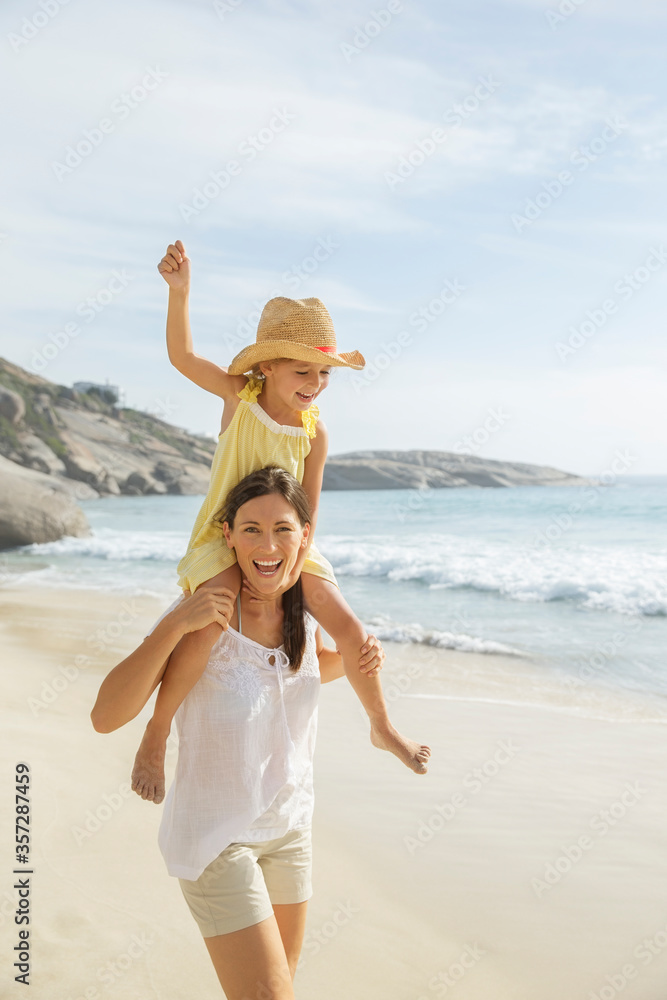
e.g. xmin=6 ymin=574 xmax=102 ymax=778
xmin=301 ymin=574 xmax=431 ymax=774
xmin=203 ymin=910 xmax=302 ymax=1000
xmin=131 ymin=564 xmax=242 ymax=804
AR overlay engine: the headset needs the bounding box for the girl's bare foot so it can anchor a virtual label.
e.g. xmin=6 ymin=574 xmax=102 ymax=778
xmin=131 ymin=720 xmax=168 ymax=804
xmin=370 ymin=721 xmax=431 ymax=774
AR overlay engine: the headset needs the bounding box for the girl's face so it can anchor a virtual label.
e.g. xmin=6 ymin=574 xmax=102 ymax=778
xmin=261 ymin=359 xmax=331 ymax=411
xmin=223 ymin=493 xmax=310 ymax=595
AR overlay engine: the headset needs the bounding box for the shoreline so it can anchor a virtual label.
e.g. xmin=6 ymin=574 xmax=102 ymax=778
xmin=0 ymin=584 xmax=663 ymax=724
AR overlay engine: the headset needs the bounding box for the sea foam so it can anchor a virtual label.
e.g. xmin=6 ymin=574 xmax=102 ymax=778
xmin=321 ymin=535 xmax=667 ymax=617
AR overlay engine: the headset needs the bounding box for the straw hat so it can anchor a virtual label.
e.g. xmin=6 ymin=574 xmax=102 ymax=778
xmin=227 ymin=296 xmax=365 ymax=375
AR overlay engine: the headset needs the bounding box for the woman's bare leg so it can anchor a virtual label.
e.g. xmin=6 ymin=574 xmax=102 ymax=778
xmin=131 ymin=564 xmax=242 ymax=804
xmin=301 ymin=574 xmax=431 ymax=774
xmin=273 ymin=902 xmax=309 ymax=979
xmin=203 ymin=914 xmax=296 ymax=1000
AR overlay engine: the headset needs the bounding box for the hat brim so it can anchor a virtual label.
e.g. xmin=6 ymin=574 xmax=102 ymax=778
xmin=227 ymin=341 xmax=365 ymax=376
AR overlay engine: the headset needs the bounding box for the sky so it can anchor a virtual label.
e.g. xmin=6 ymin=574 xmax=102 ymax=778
xmin=1 ymin=0 xmax=665 ymax=477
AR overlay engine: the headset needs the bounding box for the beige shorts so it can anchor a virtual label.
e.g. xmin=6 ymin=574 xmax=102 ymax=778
xmin=178 ymin=827 xmax=313 ymax=938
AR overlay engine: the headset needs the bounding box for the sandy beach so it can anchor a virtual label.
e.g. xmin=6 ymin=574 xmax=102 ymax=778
xmin=1 ymin=586 xmax=667 ymax=1000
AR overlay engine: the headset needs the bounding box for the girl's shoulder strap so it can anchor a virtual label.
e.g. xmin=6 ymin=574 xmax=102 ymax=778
xmin=301 ymin=403 xmax=319 ymax=439
xmin=237 ymin=377 xmax=263 ymax=404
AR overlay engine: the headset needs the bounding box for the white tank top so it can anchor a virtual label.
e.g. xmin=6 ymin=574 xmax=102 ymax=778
xmin=157 ymin=596 xmax=320 ymax=880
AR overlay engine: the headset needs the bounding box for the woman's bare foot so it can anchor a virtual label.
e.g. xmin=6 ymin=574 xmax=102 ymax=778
xmin=370 ymin=721 xmax=431 ymax=774
xmin=131 ymin=719 xmax=168 ymax=804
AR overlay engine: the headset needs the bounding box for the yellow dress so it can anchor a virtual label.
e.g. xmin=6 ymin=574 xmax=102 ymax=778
xmin=177 ymin=378 xmax=337 ymax=592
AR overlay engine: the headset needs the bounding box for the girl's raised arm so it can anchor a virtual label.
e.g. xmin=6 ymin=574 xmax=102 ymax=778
xmin=158 ymin=239 xmax=246 ymax=399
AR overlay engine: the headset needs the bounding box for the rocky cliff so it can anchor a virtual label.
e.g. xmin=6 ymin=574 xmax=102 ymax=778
xmin=0 ymin=357 xmax=215 ymax=499
xmin=323 ymin=450 xmax=595 ymax=489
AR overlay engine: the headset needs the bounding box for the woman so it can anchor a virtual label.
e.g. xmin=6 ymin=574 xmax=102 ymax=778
xmin=91 ymin=466 xmax=385 ymax=999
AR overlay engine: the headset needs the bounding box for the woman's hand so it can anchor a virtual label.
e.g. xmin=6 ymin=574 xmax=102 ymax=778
xmin=358 ymin=634 xmax=385 ymax=677
xmin=157 ymin=239 xmax=191 ymax=292
xmin=173 ymin=587 xmax=235 ymax=634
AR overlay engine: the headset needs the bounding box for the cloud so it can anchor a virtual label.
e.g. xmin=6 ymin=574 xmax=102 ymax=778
xmin=501 ymin=0 xmax=667 ymax=20
xmin=0 ymin=0 xmax=664 ymax=469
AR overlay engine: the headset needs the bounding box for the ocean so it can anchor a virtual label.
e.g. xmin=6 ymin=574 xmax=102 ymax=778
xmin=3 ymin=475 xmax=665 ymax=711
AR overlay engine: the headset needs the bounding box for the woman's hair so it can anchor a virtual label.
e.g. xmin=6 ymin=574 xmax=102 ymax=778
xmin=215 ymin=466 xmax=311 ymax=671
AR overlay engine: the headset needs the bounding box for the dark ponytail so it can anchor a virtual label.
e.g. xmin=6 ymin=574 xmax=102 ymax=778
xmin=215 ymin=466 xmax=311 ymax=671
xmin=281 ymin=576 xmax=306 ymax=672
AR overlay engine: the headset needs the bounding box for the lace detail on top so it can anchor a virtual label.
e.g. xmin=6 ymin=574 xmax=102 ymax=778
xmin=237 ymin=378 xmax=319 ymax=439
xmin=206 ymin=613 xmax=319 ymax=689
xmin=293 ymin=622 xmax=319 ymax=677
xmin=206 ymin=639 xmax=264 ymax=700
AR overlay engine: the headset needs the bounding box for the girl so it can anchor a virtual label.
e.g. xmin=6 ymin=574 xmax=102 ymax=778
xmin=131 ymin=240 xmax=430 ymax=803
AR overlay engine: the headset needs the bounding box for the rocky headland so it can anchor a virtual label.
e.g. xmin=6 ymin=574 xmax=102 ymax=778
xmin=0 ymin=357 xmax=595 ymax=548
xmin=322 ymin=450 xmax=595 ymax=490
xmin=0 ymin=357 xmax=215 ymax=547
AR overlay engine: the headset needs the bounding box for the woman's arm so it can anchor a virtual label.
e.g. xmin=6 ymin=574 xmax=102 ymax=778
xmin=318 ymin=645 xmax=345 ymax=684
xmin=90 ymin=589 xmax=234 ymax=734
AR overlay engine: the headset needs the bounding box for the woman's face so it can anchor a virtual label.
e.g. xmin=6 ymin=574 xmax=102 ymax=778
xmin=223 ymin=493 xmax=310 ymax=595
